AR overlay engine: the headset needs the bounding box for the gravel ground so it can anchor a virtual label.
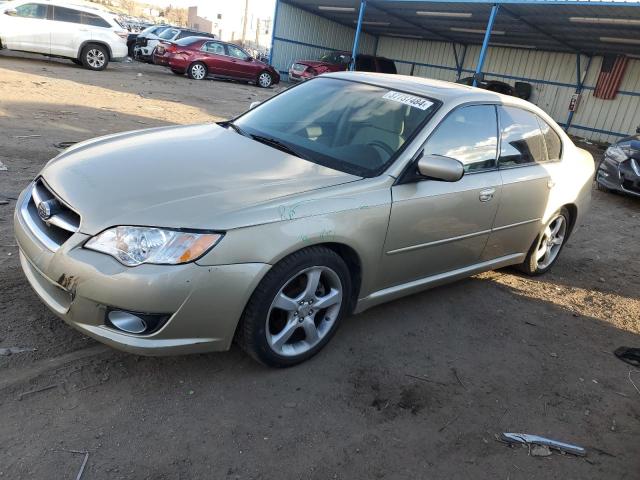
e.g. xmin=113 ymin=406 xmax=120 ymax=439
xmin=0 ymin=52 xmax=639 ymax=480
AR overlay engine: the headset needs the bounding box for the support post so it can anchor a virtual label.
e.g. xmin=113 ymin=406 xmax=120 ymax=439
xmin=457 ymin=44 xmax=467 ymax=80
xmin=351 ymin=0 xmax=367 ymax=71
xmin=565 ymin=54 xmax=592 ymax=132
xmin=473 ymin=4 xmax=499 ymax=87
xmin=268 ymin=0 xmax=280 ymax=66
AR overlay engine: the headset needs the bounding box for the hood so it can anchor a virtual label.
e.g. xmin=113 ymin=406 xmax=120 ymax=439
xmin=42 ymin=124 xmax=360 ymax=234
xmin=296 ymin=60 xmax=344 ymax=71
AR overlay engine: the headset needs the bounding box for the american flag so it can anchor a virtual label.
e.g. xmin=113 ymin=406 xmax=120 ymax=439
xmin=594 ymin=55 xmax=629 ymax=100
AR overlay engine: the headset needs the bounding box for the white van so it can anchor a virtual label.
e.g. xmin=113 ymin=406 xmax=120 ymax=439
xmin=0 ymin=0 xmax=128 ymax=70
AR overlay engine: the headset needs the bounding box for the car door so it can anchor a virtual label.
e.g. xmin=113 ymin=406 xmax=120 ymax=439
xmin=378 ymin=104 xmax=503 ymax=290
xmin=49 ymin=5 xmax=84 ymax=57
xmin=2 ymin=2 xmax=50 ymax=53
xmin=200 ymin=40 xmax=234 ymax=76
xmin=481 ymin=106 xmax=554 ymax=260
xmin=225 ymin=44 xmax=258 ymax=80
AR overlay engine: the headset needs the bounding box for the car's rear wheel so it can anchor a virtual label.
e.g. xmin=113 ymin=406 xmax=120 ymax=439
xmin=81 ymin=44 xmax=109 ymax=71
xmin=236 ymin=246 xmax=351 ymax=367
xmin=257 ymin=71 xmax=273 ymax=88
xmin=188 ymin=62 xmax=208 ymax=80
xmin=518 ymin=208 xmax=570 ymax=275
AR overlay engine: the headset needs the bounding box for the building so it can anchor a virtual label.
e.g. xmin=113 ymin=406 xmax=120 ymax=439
xmin=269 ymin=0 xmax=640 ymax=144
xmin=187 ymin=6 xmax=214 ymax=33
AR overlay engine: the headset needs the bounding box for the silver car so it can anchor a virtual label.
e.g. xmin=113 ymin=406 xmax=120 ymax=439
xmin=14 ymin=72 xmax=594 ymax=367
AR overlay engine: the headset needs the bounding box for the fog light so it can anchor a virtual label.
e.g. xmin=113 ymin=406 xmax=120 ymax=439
xmin=107 ymin=311 xmax=147 ymax=334
xmin=106 ymin=310 xmax=170 ymax=335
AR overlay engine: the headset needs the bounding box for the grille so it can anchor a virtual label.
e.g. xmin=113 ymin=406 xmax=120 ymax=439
xmin=20 ymin=179 xmax=80 ymax=251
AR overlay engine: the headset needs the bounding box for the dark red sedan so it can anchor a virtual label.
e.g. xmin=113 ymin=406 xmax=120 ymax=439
xmin=154 ymin=37 xmax=280 ymax=88
xmin=289 ymin=51 xmax=396 ymax=82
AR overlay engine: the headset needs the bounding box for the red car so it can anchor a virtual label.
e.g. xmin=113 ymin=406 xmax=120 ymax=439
xmin=289 ymin=51 xmax=396 ymax=82
xmin=154 ymin=36 xmax=280 ymax=88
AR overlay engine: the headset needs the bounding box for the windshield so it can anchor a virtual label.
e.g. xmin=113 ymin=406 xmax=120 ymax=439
xmin=234 ymin=77 xmax=438 ymax=177
xmin=158 ymin=28 xmax=179 ymax=40
xmin=320 ymin=52 xmax=350 ymax=65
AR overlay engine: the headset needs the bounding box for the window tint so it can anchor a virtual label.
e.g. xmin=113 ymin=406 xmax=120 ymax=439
xmin=425 ymin=105 xmax=498 ymax=172
xmin=537 ymin=116 xmax=562 ymax=161
xmin=81 ymin=12 xmax=110 ymax=27
xmin=203 ymin=41 xmax=225 ymax=55
xmin=498 ymin=106 xmax=547 ymax=167
xmin=227 ymin=45 xmax=248 ymax=60
xmin=53 ymin=6 xmax=82 ymax=24
xmin=15 ymin=3 xmax=47 ymax=18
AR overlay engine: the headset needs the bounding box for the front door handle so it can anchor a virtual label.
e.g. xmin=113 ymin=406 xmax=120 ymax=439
xmin=479 ymin=188 xmax=496 ymax=202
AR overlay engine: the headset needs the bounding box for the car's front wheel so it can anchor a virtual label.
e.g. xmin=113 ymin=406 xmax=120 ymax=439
xmin=519 ymin=208 xmax=570 ymax=275
xmin=236 ymin=246 xmax=351 ymax=367
xmin=188 ymin=62 xmax=208 ymax=80
xmin=257 ymin=71 xmax=273 ymax=88
xmin=80 ymin=44 xmax=109 ymax=71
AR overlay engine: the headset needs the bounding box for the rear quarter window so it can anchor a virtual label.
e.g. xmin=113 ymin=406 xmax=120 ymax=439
xmin=498 ymin=106 xmax=547 ymax=167
xmin=537 ymin=116 xmax=563 ymax=161
xmin=81 ymin=12 xmax=111 ymax=28
xmin=53 ymin=6 xmax=82 ymax=24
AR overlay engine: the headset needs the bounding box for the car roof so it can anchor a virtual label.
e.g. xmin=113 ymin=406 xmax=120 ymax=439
xmin=25 ymin=0 xmax=115 ymax=16
xmin=324 ymin=71 xmax=543 ymax=112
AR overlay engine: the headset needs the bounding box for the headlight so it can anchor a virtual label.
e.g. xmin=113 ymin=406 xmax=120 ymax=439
xmin=85 ymin=226 xmax=222 ymax=267
xmin=604 ymin=145 xmax=630 ymax=163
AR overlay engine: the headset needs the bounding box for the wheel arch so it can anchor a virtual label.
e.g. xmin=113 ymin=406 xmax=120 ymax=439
xmin=563 ymin=203 xmax=578 ymax=240
xmin=77 ymin=41 xmax=112 ymax=60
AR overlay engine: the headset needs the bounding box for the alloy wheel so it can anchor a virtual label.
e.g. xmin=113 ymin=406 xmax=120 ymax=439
xmin=535 ymin=214 xmax=567 ymax=270
xmin=266 ymin=266 xmax=343 ymax=357
xmin=87 ymin=49 xmax=106 ymax=69
xmin=258 ymin=72 xmax=272 ymax=87
xmin=191 ymin=64 xmax=206 ymax=80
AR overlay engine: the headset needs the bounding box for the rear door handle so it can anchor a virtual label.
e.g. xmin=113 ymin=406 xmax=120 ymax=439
xmin=479 ymin=188 xmax=496 ymax=202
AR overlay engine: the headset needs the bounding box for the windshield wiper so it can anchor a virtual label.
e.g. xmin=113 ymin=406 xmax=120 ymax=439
xmin=217 ymin=120 xmax=250 ymax=138
xmin=250 ymin=135 xmax=310 ymax=161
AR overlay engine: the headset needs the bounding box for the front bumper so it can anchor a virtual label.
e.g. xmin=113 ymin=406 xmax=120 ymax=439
xmin=597 ymin=156 xmax=640 ymax=197
xmin=134 ymin=46 xmax=153 ymax=61
xmin=14 ymin=187 xmax=270 ymax=356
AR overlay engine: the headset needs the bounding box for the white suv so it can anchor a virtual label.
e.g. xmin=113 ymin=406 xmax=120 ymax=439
xmin=0 ymin=0 xmax=128 ymax=70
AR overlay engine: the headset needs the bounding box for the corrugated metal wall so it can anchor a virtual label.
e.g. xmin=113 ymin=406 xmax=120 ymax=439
xmin=377 ymin=36 xmax=640 ymax=143
xmin=270 ymin=2 xmax=640 ymax=144
xmin=271 ymin=2 xmax=376 ymax=77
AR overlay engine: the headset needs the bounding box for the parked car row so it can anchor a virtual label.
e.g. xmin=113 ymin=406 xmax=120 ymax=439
xmin=133 ymin=24 xmax=215 ymax=62
xmin=289 ymin=50 xmax=397 ymax=81
xmin=0 ymin=0 xmax=128 ymax=70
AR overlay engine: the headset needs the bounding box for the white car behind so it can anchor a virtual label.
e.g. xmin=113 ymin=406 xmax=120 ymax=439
xmin=0 ymin=0 xmax=128 ymax=70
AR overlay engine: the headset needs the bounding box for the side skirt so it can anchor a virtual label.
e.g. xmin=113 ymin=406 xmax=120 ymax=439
xmin=354 ymin=253 xmax=525 ymax=314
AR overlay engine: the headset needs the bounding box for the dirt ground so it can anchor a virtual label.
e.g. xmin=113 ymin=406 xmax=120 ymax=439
xmin=1 ymin=52 xmax=639 ymax=480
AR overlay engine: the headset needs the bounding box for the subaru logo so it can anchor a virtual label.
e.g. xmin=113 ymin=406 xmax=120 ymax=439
xmin=37 ymin=200 xmax=56 ymax=221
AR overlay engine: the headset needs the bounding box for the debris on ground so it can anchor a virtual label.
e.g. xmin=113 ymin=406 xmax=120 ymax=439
xmin=53 ymin=141 xmax=78 ymax=151
xmin=13 ymin=134 xmax=41 ymax=139
xmin=629 ymin=370 xmax=640 ymax=396
xmin=18 ymin=384 xmax=58 ymax=401
xmin=614 ymin=346 xmax=640 ymax=367
xmin=531 ymin=445 xmax=553 ymax=457
xmin=0 ymin=346 xmax=37 ymax=356
xmin=0 ymin=161 xmax=6 ymax=171
xmin=500 ymin=433 xmax=587 ymax=456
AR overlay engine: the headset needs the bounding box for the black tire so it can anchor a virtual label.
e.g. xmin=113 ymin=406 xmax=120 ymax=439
xmin=187 ymin=62 xmax=208 ymax=80
xmin=518 ymin=207 xmax=571 ymax=276
xmin=236 ymin=246 xmax=352 ymax=367
xmin=80 ymin=43 xmax=109 ymax=71
xmin=256 ymin=71 xmax=273 ymax=88
xmin=596 ymin=181 xmax=611 ymax=193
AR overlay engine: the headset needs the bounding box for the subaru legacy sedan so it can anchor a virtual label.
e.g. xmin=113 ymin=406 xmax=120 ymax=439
xmin=14 ymin=73 xmax=594 ymax=367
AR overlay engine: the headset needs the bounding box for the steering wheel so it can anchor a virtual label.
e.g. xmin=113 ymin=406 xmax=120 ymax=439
xmin=367 ymin=140 xmax=395 ymax=158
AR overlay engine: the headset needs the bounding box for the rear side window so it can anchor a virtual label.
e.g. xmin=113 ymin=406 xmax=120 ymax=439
xmin=53 ymin=6 xmax=82 ymax=24
xmin=498 ymin=106 xmax=547 ymax=167
xmin=81 ymin=12 xmax=110 ymax=28
xmin=425 ymin=105 xmax=498 ymax=172
xmin=15 ymin=3 xmax=47 ymax=18
xmin=202 ymin=41 xmax=225 ymax=55
xmin=176 ymin=37 xmax=202 ymax=46
xmin=537 ymin=116 xmax=563 ymax=161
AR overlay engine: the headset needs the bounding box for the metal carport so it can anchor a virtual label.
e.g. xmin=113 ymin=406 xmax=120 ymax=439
xmin=268 ymin=0 xmax=640 ymax=143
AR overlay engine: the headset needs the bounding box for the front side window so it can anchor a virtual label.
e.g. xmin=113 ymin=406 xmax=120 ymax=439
xmin=203 ymin=41 xmax=224 ymax=55
xmin=498 ymin=106 xmax=547 ymax=167
xmin=15 ymin=3 xmax=47 ymax=18
xmin=537 ymin=116 xmax=563 ymax=161
xmin=424 ymin=105 xmax=498 ymax=173
xmin=53 ymin=6 xmax=82 ymax=24
xmin=227 ymin=45 xmax=249 ymax=60
xmin=234 ymin=77 xmax=438 ymax=177
xmin=81 ymin=12 xmax=110 ymax=27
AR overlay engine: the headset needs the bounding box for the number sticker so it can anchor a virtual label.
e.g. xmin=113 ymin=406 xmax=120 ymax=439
xmin=382 ymin=91 xmax=434 ymax=110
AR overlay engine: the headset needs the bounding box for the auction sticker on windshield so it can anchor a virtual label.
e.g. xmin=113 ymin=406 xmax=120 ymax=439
xmin=383 ymin=91 xmax=434 ymax=110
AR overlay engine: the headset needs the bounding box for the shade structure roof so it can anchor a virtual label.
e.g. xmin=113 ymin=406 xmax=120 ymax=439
xmin=286 ymin=0 xmax=640 ymax=56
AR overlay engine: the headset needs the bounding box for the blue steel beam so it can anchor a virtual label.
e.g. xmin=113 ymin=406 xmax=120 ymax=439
xmin=351 ymin=0 xmax=367 ymax=71
xmin=473 ymin=4 xmax=499 ymax=87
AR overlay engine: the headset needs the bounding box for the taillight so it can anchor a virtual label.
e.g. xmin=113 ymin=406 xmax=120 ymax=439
xmin=115 ymin=30 xmax=128 ymax=40
xmin=167 ymin=44 xmax=177 ymax=53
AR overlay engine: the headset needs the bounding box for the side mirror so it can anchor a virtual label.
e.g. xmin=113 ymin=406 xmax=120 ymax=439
xmin=249 ymin=101 xmax=261 ymax=110
xmin=417 ymin=153 xmax=464 ymax=182
xmin=4 ymin=8 xmax=17 ymax=16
